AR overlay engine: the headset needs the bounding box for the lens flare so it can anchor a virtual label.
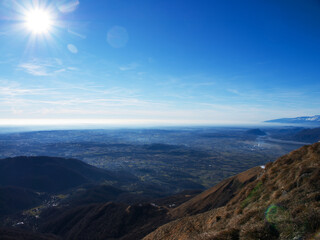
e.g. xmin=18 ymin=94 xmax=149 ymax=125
xmin=265 ymin=204 xmax=289 ymax=226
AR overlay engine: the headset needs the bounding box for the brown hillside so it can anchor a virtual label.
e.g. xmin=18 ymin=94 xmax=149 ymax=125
xmin=144 ymin=143 xmax=320 ymax=240
xmin=171 ymin=166 xmax=262 ymax=218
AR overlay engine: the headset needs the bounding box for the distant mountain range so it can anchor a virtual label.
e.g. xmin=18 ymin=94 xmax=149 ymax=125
xmin=266 ymin=115 xmax=320 ymax=125
xmin=245 ymin=128 xmax=266 ymax=136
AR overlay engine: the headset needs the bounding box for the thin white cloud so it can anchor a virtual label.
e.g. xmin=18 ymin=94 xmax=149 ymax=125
xmin=1 ymin=73 xmax=319 ymax=125
xmin=119 ymin=62 xmax=139 ymax=71
xmin=0 ymin=81 xmax=60 ymax=97
xmin=156 ymin=74 xmax=215 ymax=89
xmin=0 ymin=118 xmax=223 ymax=127
xmin=0 ymin=87 xmax=46 ymax=97
xmin=17 ymin=58 xmax=73 ymax=76
xmin=54 ymin=69 xmax=67 ymax=74
xmin=227 ymin=89 xmax=241 ymax=95
xmin=0 ymin=91 xmax=318 ymax=125
xmin=67 ymin=67 xmax=79 ymax=71
xmin=18 ymin=63 xmax=49 ymax=76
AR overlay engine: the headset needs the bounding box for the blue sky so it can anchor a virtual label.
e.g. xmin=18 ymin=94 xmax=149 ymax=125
xmin=0 ymin=0 xmax=320 ymax=126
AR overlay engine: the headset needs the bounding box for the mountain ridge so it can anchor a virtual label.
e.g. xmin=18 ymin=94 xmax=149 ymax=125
xmin=170 ymin=166 xmax=262 ymax=218
xmin=266 ymin=115 xmax=320 ymax=125
xmin=0 ymin=156 xmax=137 ymax=193
xmin=144 ymin=142 xmax=320 ymax=240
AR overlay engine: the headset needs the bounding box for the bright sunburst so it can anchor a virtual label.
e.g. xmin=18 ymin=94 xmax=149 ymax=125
xmin=25 ymin=8 xmax=53 ymax=34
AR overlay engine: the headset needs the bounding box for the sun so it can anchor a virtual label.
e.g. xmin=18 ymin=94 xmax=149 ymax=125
xmin=25 ymin=8 xmax=53 ymax=34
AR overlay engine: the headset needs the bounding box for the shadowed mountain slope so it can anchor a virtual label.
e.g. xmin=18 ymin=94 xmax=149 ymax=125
xmin=64 ymin=185 xmax=126 ymax=206
xmin=36 ymin=189 xmax=202 ymax=240
xmin=245 ymin=128 xmax=266 ymax=136
xmin=144 ymin=143 xmax=320 ymax=240
xmin=0 ymin=156 xmax=136 ymax=193
xmin=36 ymin=166 xmax=263 ymax=240
xmin=40 ymin=202 xmax=169 ymax=240
xmin=0 ymin=228 xmax=60 ymax=240
xmin=0 ymin=187 xmax=46 ymax=216
xmin=291 ymin=127 xmax=320 ymax=143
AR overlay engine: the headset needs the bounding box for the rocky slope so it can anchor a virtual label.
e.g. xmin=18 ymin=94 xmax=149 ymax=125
xmin=144 ymin=143 xmax=320 ymax=240
xmin=170 ymin=166 xmax=262 ymax=218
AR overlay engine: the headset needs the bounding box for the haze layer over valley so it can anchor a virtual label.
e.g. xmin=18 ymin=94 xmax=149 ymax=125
xmin=0 ymin=127 xmax=311 ymax=192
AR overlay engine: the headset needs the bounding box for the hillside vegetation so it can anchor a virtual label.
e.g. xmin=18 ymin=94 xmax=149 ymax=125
xmin=144 ymin=143 xmax=320 ymax=240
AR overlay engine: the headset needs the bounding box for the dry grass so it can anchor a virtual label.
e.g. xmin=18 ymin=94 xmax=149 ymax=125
xmin=143 ymin=143 xmax=320 ymax=240
xmin=240 ymin=222 xmax=279 ymax=240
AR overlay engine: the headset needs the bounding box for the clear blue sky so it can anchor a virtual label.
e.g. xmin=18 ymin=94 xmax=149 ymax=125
xmin=0 ymin=0 xmax=320 ymax=126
